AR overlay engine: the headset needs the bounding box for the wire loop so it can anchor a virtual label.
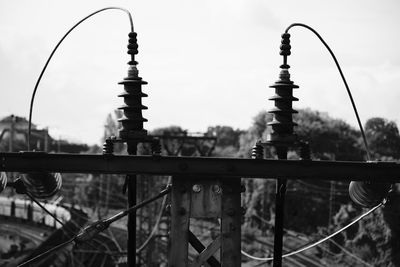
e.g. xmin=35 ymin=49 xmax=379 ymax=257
xmin=28 ymin=7 xmax=133 ymax=150
xmin=284 ymin=23 xmax=371 ymax=160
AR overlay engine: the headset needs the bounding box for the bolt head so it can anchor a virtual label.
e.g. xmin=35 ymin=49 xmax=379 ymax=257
xmin=192 ymin=184 xmax=202 ymax=193
xmin=212 ymin=184 xmax=222 ymax=194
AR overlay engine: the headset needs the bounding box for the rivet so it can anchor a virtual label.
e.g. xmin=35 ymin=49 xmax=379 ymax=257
xmin=192 ymin=184 xmax=202 ymax=193
xmin=212 ymin=184 xmax=222 ymax=194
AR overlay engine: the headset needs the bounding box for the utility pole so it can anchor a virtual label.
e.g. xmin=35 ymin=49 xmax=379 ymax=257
xmin=266 ymin=33 xmax=299 ymax=267
xmin=118 ymin=31 xmax=148 ymax=267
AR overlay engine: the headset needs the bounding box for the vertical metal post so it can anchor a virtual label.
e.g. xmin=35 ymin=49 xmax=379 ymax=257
xmin=118 ymin=31 xmax=148 ymax=267
xmin=268 ymin=33 xmax=298 ymax=267
xmin=127 ymin=141 xmax=138 ymax=267
xmin=169 ymin=176 xmax=190 ymax=267
xmin=169 ymin=176 xmax=241 ymax=266
xmin=221 ymin=178 xmax=241 ymax=267
xmin=272 ymin=147 xmax=288 ymax=267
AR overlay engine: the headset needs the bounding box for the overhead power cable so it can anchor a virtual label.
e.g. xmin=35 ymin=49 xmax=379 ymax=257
xmin=17 ymin=185 xmax=170 ymax=267
xmin=284 ymin=23 xmax=371 ymax=160
xmin=28 ymin=7 xmax=133 ymax=150
xmin=136 ymin=177 xmax=171 ymax=253
xmin=241 ymin=201 xmax=382 ymax=262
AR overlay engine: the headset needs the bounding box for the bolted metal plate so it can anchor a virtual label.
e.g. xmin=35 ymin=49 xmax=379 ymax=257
xmin=190 ymin=179 xmax=221 ymax=218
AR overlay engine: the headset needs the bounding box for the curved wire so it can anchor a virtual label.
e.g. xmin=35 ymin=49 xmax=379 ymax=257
xmin=27 ymin=7 xmax=133 ymax=150
xmin=241 ymin=201 xmax=382 ymax=261
xmin=18 ymin=237 xmax=75 ymax=267
xmin=329 ymin=239 xmax=373 ymax=267
xmin=136 ymin=177 xmax=171 ymax=253
xmin=285 ymin=23 xmax=371 ymax=161
xmin=251 ymin=211 xmax=372 ymax=266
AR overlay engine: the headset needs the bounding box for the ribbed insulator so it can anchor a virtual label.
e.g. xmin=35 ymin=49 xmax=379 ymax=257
xmin=21 ymin=172 xmax=62 ymax=199
xmin=0 ymin=172 xmax=7 ymax=193
xmin=349 ymin=181 xmax=391 ymax=208
xmin=118 ymin=31 xmax=148 ymax=141
xmin=103 ymin=138 xmax=114 ymax=155
xmin=251 ymin=141 xmax=264 ymax=159
xmin=267 ymin=69 xmax=299 ymax=144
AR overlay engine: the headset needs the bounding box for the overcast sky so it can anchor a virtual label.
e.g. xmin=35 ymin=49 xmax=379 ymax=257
xmin=1 ymin=0 xmax=399 ymax=145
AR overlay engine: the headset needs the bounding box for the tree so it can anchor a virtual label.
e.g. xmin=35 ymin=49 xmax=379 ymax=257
xmin=240 ymin=108 xmax=364 ymax=236
xmin=365 ymin=117 xmax=400 ymax=159
xmin=206 ymin=125 xmax=244 ymax=156
xmin=294 ymin=108 xmax=364 ymax=161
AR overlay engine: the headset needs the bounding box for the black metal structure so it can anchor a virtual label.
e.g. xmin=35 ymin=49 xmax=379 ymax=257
xmin=266 ymin=32 xmax=299 ymax=267
xmin=1 ymin=153 xmax=400 ymax=181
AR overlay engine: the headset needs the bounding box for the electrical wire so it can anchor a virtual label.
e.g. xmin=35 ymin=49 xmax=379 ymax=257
xmin=252 ymin=212 xmax=371 ymax=266
xmin=18 ymin=237 xmax=75 ymax=267
xmin=17 ymin=186 xmax=170 ymax=267
xmin=27 ymin=195 xmax=114 ymax=258
xmin=328 ymin=239 xmax=373 ymax=267
xmin=284 ymin=23 xmax=371 ymax=161
xmin=27 ymin=7 xmax=133 ymax=150
xmin=136 ymin=178 xmax=171 ymax=253
xmin=241 ymin=201 xmax=382 ymax=262
xmin=26 ymin=192 xmax=72 ymax=233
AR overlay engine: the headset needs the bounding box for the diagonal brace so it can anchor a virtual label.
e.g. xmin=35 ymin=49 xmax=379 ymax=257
xmin=190 ymin=234 xmax=221 ymax=267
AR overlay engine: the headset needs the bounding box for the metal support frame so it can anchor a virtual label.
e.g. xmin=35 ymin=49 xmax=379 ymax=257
xmin=1 ymin=152 xmax=399 ymax=266
xmin=1 ymin=152 xmax=400 ymax=182
xmin=169 ymin=176 xmax=241 ymax=267
xmin=127 ymin=141 xmax=138 ymax=267
xmin=272 ymin=147 xmax=288 ymax=267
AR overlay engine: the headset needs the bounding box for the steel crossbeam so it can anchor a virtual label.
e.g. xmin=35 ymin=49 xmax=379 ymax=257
xmin=1 ymin=152 xmax=400 ymax=182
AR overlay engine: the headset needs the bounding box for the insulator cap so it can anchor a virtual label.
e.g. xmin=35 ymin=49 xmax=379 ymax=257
xmin=349 ymin=181 xmax=391 ymax=208
xmin=118 ymin=104 xmax=148 ymax=110
xmin=0 ymin=172 xmax=7 ymax=193
xmin=269 ymin=95 xmax=299 ymax=101
xmin=251 ymin=141 xmax=264 ymax=159
xmin=21 ymin=172 xmax=62 ymax=199
xmin=280 ymin=33 xmax=291 ymax=56
xmin=128 ymin=32 xmax=139 ymax=55
xmin=103 ymin=138 xmax=114 ymax=155
xmin=118 ymin=91 xmax=148 ymax=98
xmin=268 ymin=107 xmax=298 ymax=114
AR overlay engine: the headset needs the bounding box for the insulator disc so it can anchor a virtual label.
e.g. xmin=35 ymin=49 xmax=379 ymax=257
xmin=0 ymin=172 xmax=7 ymax=193
xmin=21 ymin=172 xmax=62 ymax=199
xmin=349 ymin=181 xmax=391 ymax=208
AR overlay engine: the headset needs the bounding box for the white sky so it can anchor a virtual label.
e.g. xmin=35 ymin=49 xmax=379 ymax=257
xmin=0 ymin=0 xmax=399 ymax=145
